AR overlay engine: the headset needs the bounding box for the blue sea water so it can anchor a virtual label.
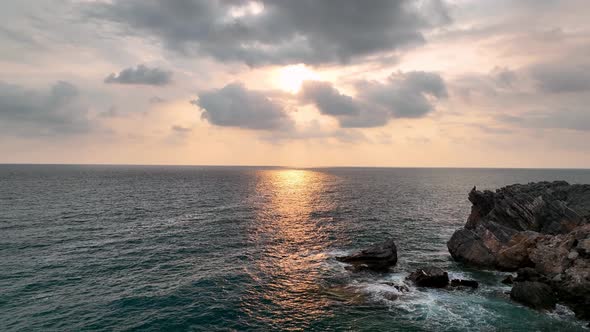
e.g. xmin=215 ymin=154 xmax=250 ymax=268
xmin=2 ymin=165 xmax=590 ymax=331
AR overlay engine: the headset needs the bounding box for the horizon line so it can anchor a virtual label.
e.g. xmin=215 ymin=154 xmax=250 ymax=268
xmin=1 ymin=163 xmax=590 ymax=171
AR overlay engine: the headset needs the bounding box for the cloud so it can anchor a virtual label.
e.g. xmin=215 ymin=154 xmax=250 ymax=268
xmin=490 ymin=67 xmax=517 ymax=88
xmin=193 ymin=83 xmax=293 ymax=130
xmin=149 ymin=96 xmax=166 ymax=104
xmin=86 ymin=0 xmax=450 ymax=66
xmin=531 ymin=62 xmax=590 ymax=93
xmin=0 ymin=81 xmax=92 ymax=136
xmin=360 ymin=71 xmax=447 ymax=118
xmin=171 ymin=125 xmax=192 ymax=133
xmin=300 ymin=81 xmax=361 ymax=116
xmin=450 ymin=67 xmax=521 ymax=103
xmin=299 ymin=71 xmax=447 ymax=128
xmin=498 ymin=109 xmax=590 ymax=132
xmin=259 ymin=119 xmax=367 ymax=144
xmin=105 ymin=65 xmax=173 ymax=86
xmin=99 ymin=106 xmax=119 ymax=118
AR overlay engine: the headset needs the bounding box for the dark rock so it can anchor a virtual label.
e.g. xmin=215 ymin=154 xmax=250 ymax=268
xmin=578 ymin=238 xmax=590 ymax=257
xmin=510 ymin=281 xmax=556 ymax=310
xmin=448 ymin=182 xmax=590 ymax=320
xmin=450 ymin=279 xmax=479 ymax=288
xmin=495 ymin=232 xmax=542 ymax=270
xmin=447 ymin=228 xmax=496 ymax=267
xmin=381 ymin=282 xmax=410 ymax=293
xmin=515 ymin=267 xmax=545 ymax=282
xmin=336 ymin=238 xmax=397 ymax=271
xmin=501 ymin=275 xmax=514 ymax=285
xmin=447 ymin=182 xmax=590 ymax=269
xmin=406 ymin=267 xmax=449 ymax=288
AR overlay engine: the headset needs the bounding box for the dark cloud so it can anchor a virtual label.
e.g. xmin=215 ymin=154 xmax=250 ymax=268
xmin=531 ymin=63 xmax=590 ymax=93
xmin=105 ymin=65 xmax=173 ymax=86
xmin=193 ymin=83 xmax=293 ymax=130
xmin=360 ymin=71 xmax=447 ymax=118
xmin=300 ymin=81 xmax=361 ymax=116
xmin=0 ymin=81 xmax=92 ymax=136
xmin=298 ymin=71 xmax=447 ymax=128
xmin=86 ymin=0 xmax=450 ymax=66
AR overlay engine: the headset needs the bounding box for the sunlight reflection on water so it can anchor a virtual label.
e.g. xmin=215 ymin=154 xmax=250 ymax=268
xmin=242 ymin=169 xmax=338 ymax=329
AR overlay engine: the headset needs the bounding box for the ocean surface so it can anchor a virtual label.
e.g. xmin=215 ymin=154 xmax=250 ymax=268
xmin=2 ymin=165 xmax=590 ymax=331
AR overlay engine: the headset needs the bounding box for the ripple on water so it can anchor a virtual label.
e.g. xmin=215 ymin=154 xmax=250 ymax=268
xmin=2 ymin=166 xmax=590 ymax=331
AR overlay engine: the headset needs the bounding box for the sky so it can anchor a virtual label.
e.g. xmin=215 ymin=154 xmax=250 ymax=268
xmin=1 ymin=0 xmax=590 ymax=168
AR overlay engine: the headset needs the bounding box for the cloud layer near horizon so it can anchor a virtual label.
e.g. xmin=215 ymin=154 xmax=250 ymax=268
xmin=0 ymin=80 xmax=93 ymax=136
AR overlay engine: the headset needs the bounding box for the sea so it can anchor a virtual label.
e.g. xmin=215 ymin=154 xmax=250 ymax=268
xmin=2 ymin=165 xmax=590 ymax=331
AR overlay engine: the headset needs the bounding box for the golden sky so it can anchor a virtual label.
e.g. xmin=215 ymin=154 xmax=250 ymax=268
xmin=1 ymin=0 xmax=590 ymax=167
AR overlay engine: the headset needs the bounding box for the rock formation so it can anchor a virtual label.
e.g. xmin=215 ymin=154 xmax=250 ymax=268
xmin=336 ymin=238 xmax=398 ymax=271
xmin=447 ymin=181 xmax=590 ymax=319
xmin=406 ymin=267 xmax=449 ymax=288
xmin=510 ymin=281 xmax=556 ymax=310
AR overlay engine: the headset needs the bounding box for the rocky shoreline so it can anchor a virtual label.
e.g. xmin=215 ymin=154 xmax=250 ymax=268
xmin=336 ymin=181 xmax=590 ymax=323
xmin=447 ymin=181 xmax=590 ymax=320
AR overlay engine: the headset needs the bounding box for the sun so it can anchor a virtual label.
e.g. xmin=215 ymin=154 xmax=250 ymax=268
xmin=276 ymin=64 xmax=319 ymax=93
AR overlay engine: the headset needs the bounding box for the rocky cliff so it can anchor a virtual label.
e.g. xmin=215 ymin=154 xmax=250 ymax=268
xmin=447 ymin=181 xmax=590 ymax=319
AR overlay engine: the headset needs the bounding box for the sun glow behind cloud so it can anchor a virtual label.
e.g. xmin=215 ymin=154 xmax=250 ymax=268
xmin=229 ymin=1 xmax=264 ymax=18
xmin=276 ymin=64 xmax=320 ymax=93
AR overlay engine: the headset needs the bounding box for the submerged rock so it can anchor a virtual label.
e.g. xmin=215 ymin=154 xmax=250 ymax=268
xmin=510 ymin=281 xmax=556 ymax=310
xmin=406 ymin=267 xmax=449 ymax=288
xmin=380 ymin=282 xmax=410 ymax=293
xmin=336 ymin=238 xmax=397 ymax=271
xmin=450 ymin=279 xmax=479 ymax=289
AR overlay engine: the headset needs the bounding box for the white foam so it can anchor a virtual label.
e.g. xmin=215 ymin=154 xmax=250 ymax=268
xmin=351 ymin=278 xmax=498 ymax=331
xmin=447 ymin=271 xmax=472 ymax=280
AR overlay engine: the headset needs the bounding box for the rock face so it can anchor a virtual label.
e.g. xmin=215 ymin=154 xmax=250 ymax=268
xmin=511 ymin=281 xmax=556 ymax=310
xmin=406 ymin=267 xmax=449 ymax=288
xmin=448 ymin=181 xmax=590 ymax=269
xmin=336 ymin=238 xmax=397 ymax=271
xmin=447 ymin=181 xmax=590 ymax=319
xmin=501 ymin=275 xmax=514 ymax=285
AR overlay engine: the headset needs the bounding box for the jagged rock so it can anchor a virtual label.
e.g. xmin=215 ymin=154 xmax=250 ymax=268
xmin=448 ymin=182 xmax=590 ymax=321
xmin=578 ymin=238 xmax=590 ymax=256
xmin=501 ymin=275 xmax=514 ymax=285
xmin=514 ymin=267 xmax=548 ymax=283
xmin=450 ymin=279 xmax=479 ymax=288
xmin=447 ymin=228 xmax=496 ymax=267
xmin=510 ymin=281 xmax=556 ymax=310
xmin=448 ymin=181 xmax=590 ymax=269
xmin=336 ymin=238 xmax=397 ymax=271
xmin=495 ymin=232 xmax=542 ymax=270
xmin=406 ymin=267 xmax=449 ymax=288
